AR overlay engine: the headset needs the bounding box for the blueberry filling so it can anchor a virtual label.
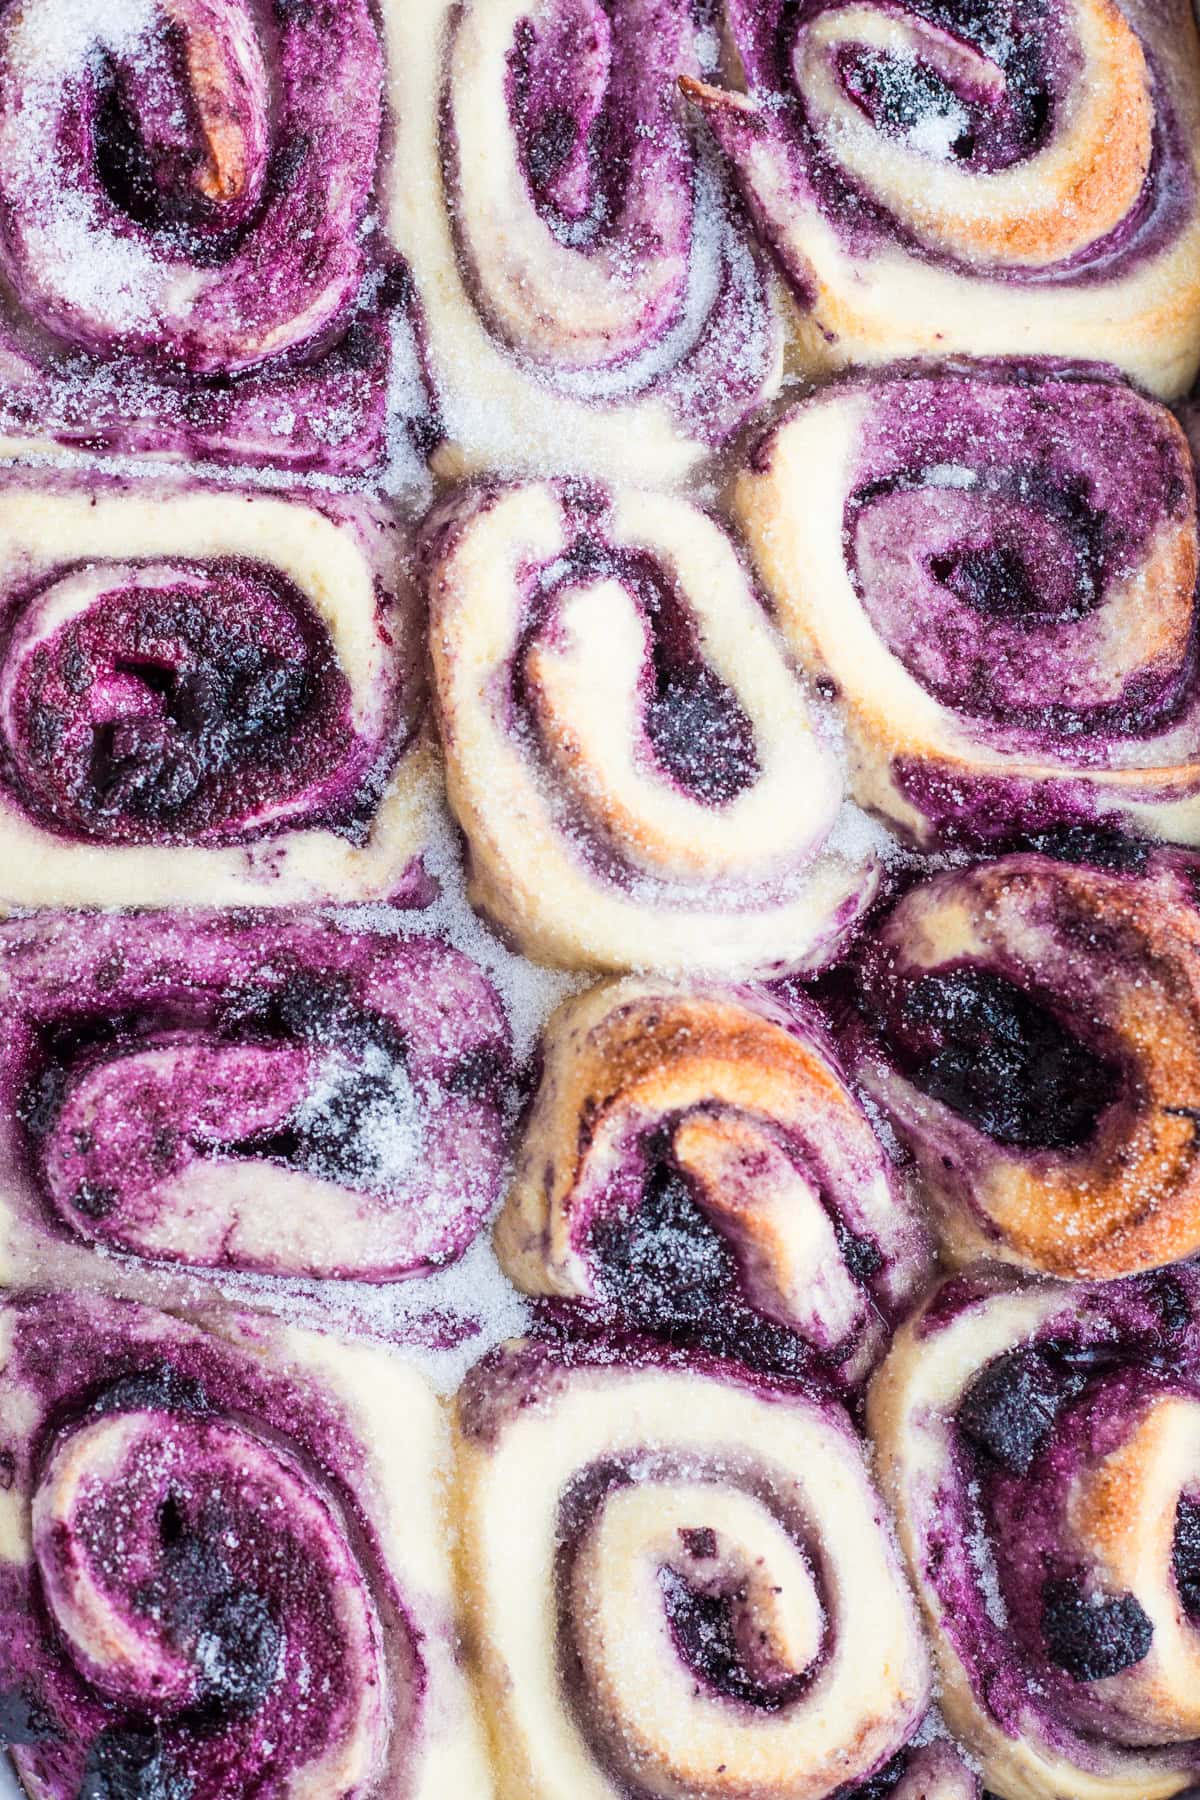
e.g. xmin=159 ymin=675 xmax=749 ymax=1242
xmin=831 ymin=1217 xmax=883 ymax=1283
xmin=12 ymin=576 xmax=350 ymax=844
xmin=129 ymin=1491 xmax=284 ymax=1719
xmin=71 ymin=1180 xmax=118 ymax=1220
xmin=588 ymin=1161 xmax=816 ymax=1376
xmin=1040 ymin=1577 xmax=1154 ymax=1681
xmin=223 ymin=969 xmax=355 ymax=1046
xmin=523 ymin=539 xmax=761 ymax=808
xmin=1019 ymin=825 xmax=1153 ymax=874
xmin=886 ymin=967 xmax=1121 ymax=1149
xmin=1173 ymin=1495 xmax=1200 ymax=1621
xmin=19 ymin=973 xmax=422 ymax=1204
xmin=958 ymin=1346 xmax=1087 ymax=1476
xmin=221 ymin=974 xmax=420 ymax=1192
xmin=226 ymin=1041 xmax=418 ymax=1195
xmin=835 ymin=19 xmax=1050 ymax=172
xmin=839 ymin=49 xmax=977 ymax=160
xmin=78 ymin=1726 xmax=192 ymax=1800
xmin=526 ymin=106 xmax=580 ymax=196
xmin=94 ymin=35 xmax=250 ymax=259
xmin=1150 ymin=1270 xmax=1194 ymax=1336
xmin=0 ymin=1687 xmax=54 ymax=1746
xmin=929 ymin=544 xmax=1040 ymax=620
xmin=643 ymin=665 xmax=760 ymax=807
xmin=89 ymin=652 xmax=316 ymax=818
xmin=507 ymin=16 xmax=608 ymax=244
xmin=658 ymin=1565 xmax=810 ymax=1711
xmin=848 ymin=1752 xmax=912 ymax=1799
xmin=89 ymin=1364 xmax=210 ymax=1421
xmin=191 ymin=1588 xmax=283 ymax=1716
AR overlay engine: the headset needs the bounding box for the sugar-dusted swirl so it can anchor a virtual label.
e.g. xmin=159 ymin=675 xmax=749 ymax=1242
xmin=686 ymin=0 xmax=1200 ymax=396
xmin=452 ymin=1336 xmax=940 ymax=1799
xmin=0 ymin=910 xmax=512 ymax=1292
xmin=385 ymin=0 xmax=781 ymax=482
xmin=0 ymin=0 xmax=407 ymax=473
xmin=0 ymin=0 xmax=378 ymax=372
xmin=497 ymin=978 xmax=932 ymax=1384
xmin=734 ymin=367 xmax=1200 ymax=850
xmin=855 ymin=850 xmax=1200 ymax=1282
xmin=424 ymin=480 xmax=877 ymax=976
xmin=0 ymin=1289 xmax=489 ymax=1799
xmin=0 ymin=470 xmax=436 ymax=907
xmin=870 ymin=1264 xmax=1200 ymax=1799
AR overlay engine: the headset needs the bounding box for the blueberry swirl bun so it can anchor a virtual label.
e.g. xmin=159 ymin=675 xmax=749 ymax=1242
xmin=870 ymin=1264 xmax=1200 ymax=1800
xmin=385 ymin=0 xmax=782 ymax=483
xmin=0 ymin=0 xmax=402 ymax=473
xmin=855 ymin=850 xmax=1200 ymax=1282
xmin=0 ymin=910 xmax=512 ymax=1294
xmin=0 ymin=1288 xmax=489 ymax=1799
xmin=734 ymin=368 xmax=1200 ymax=850
xmin=452 ymin=1336 xmax=936 ymax=1799
xmin=424 ymin=481 xmax=877 ymax=976
xmin=0 ymin=472 xmax=435 ymax=907
xmin=496 ymin=977 xmax=932 ymax=1385
xmin=687 ymin=0 xmax=1200 ymax=398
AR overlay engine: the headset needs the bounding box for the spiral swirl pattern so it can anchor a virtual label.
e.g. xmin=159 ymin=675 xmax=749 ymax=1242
xmin=453 ymin=1337 xmax=935 ymax=1799
xmin=855 ymin=850 xmax=1200 ymax=1281
xmin=424 ymin=480 xmax=877 ymax=976
xmin=0 ymin=0 xmax=378 ymax=370
xmin=0 ymin=0 xmax=405 ymax=471
xmin=0 ymin=470 xmax=435 ymax=907
xmin=385 ymin=0 xmax=781 ymax=482
xmin=497 ymin=977 xmax=932 ymax=1384
xmin=0 ymin=910 xmax=512 ymax=1293
xmin=735 ymin=368 xmax=1200 ymax=850
xmin=0 ymin=1289 xmax=489 ymax=1799
xmin=870 ymin=1264 xmax=1200 ymax=1799
xmin=686 ymin=0 xmax=1200 ymax=396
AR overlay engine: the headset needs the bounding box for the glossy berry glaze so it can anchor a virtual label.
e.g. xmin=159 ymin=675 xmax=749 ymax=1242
xmin=0 ymin=0 xmax=421 ymax=473
xmin=734 ymin=366 xmax=1200 ymax=848
xmin=0 ymin=911 xmax=513 ymax=1285
xmin=498 ymin=978 xmax=933 ymax=1388
xmin=855 ymin=850 xmax=1200 ymax=1281
xmin=0 ymin=1290 xmax=459 ymax=1800
xmin=871 ymin=1265 xmax=1200 ymax=1798
xmin=424 ymin=479 xmax=877 ymax=975
xmin=385 ymin=0 xmax=781 ymax=479
xmin=684 ymin=0 xmax=1200 ymax=393
xmin=453 ymin=1335 xmax=968 ymax=1800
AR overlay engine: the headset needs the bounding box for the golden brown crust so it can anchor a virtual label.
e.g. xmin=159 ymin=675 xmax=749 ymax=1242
xmin=866 ymin=857 xmax=1200 ymax=1281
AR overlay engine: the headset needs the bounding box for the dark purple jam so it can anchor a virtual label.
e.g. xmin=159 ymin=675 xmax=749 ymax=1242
xmin=79 ymin=1724 xmax=192 ymax=1800
xmin=659 ymin=1563 xmax=811 ymax=1711
xmin=0 ymin=1688 xmax=54 ymax=1747
xmin=958 ymin=1346 xmax=1087 ymax=1476
xmin=835 ymin=18 xmax=1051 ymax=175
xmin=94 ymin=26 xmax=259 ymax=257
xmin=928 ymin=542 xmax=1043 ymax=620
xmin=884 ymin=966 xmax=1121 ymax=1148
xmin=1018 ymin=825 xmax=1154 ymax=874
xmin=8 ymin=566 xmax=357 ymax=845
xmin=644 ymin=665 xmax=760 ymax=806
xmin=1174 ymin=1494 xmax=1200 ymax=1621
xmin=20 ymin=968 xmax=417 ymax=1203
xmin=1040 ymin=1577 xmax=1154 ymax=1682
xmin=523 ymin=534 xmax=761 ymax=809
xmin=587 ymin=1161 xmax=815 ymax=1379
xmin=846 ymin=1752 xmax=911 ymax=1799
